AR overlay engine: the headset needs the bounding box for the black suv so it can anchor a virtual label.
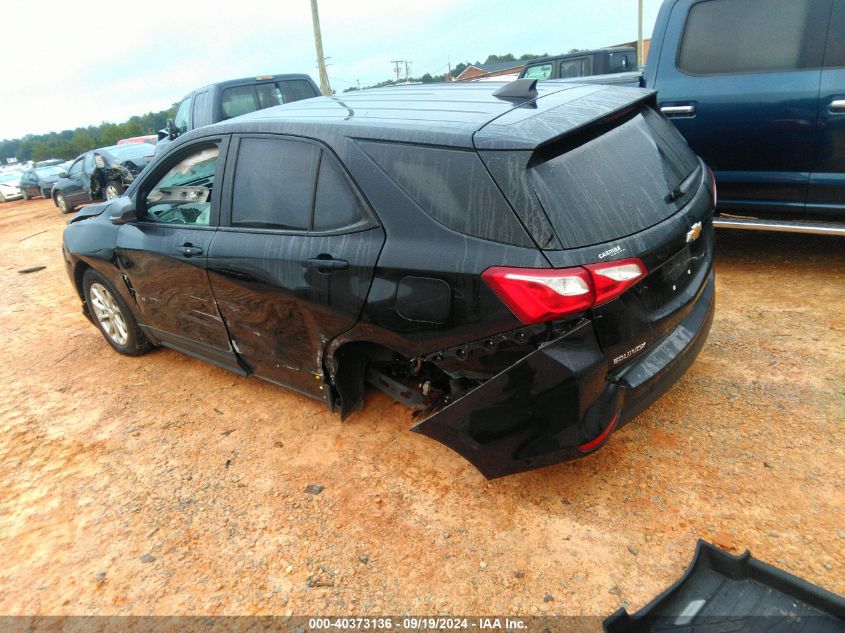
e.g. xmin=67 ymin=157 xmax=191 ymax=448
xmin=62 ymin=81 xmax=715 ymax=478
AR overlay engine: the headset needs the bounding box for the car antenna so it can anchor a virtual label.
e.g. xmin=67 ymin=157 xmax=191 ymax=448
xmin=492 ymin=78 xmax=538 ymax=101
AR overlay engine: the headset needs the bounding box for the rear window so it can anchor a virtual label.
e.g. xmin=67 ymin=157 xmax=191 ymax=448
xmin=358 ymin=141 xmax=532 ymax=247
xmin=528 ymin=106 xmax=701 ymax=249
xmin=678 ymin=0 xmax=828 ymax=75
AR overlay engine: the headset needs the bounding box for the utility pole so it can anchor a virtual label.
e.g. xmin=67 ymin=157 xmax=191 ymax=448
xmin=447 ymin=58 xmax=452 ymax=82
xmin=637 ymin=0 xmax=644 ymax=67
xmin=390 ymin=60 xmax=403 ymax=82
xmin=310 ymin=0 xmax=332 ymax=95
xmin=404 ymin=60 xmax=412 ymax=81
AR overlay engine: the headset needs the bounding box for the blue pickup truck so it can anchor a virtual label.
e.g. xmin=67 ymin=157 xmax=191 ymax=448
xmin=554 ymin=0 xmax=845 ymax=235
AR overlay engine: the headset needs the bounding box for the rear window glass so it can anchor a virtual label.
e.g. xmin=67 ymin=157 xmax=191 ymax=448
xmin=358 ymin=142 xmax=531 ymax=247
xmin=678 ymin=0 xmax=827 ymax=75
xmin=231 ymin=138 xmax=319 ymax=230
xmin=222 ymin=86 xmax=258 ymax=119
xmin=529 ymin=107 xmax=700 ymax=249
xmin=279 ymin=79 xmax=320 ymax=101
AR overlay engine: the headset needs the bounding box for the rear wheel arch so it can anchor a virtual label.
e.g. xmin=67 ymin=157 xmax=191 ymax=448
xmin=326 ymin=341 xmax=404 ymax=417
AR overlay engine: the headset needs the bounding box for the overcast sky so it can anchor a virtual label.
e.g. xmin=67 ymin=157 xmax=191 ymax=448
xmin=0 ymin=0 xmax=663 ymax=141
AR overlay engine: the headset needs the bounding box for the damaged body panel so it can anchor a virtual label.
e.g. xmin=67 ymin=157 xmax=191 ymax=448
xmin=63 ymin=81 xmax=716 ymax=477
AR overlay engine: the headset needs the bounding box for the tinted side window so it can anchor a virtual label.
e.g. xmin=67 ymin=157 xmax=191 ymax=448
xmin=221 ymin=86 xmax=258 ymax=119
xmin=678 ymin=0 xmax=828 ymax=75
xmin=826 ymin=1 xmax=845 ymax=68
xmin=192 ymin=90 xmax=211 ymax=128
xmin=231 ymin=138 xmax=319 ymax=230
xmin=359 ymin=141 xmax=532 ymax=246
xmin=313 ymin=154 xmax=366 ymax=231
xmin=174 ymin=96 xmax=192 ymax=133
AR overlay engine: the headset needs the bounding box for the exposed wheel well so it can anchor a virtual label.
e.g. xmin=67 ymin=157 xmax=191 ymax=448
xmin=329 ymin=341 xmax=398 ymax=418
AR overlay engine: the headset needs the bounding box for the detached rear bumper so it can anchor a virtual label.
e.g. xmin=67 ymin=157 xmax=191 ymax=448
xmin=412 ymin=270 xmax=715 ymax=478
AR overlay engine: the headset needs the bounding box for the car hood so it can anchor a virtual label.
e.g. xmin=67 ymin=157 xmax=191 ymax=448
xmin=68 ymin=200 xmax=113 ymax=224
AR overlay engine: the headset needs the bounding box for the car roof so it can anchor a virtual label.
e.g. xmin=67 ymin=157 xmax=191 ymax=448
xmin=194 ymin=81 xmax=649 ymax=149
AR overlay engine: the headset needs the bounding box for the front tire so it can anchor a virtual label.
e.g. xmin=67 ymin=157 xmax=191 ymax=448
xmin=83 ymin=269 xmax=151 ymax=356
xmin=55 ymin=192 xmax=74 ymax=213
xmin=22 ymin=190 xmax=30 ymax=200
xmin=104 ymin=180 xmax=124 ymax=200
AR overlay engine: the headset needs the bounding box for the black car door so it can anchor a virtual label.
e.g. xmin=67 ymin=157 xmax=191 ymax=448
xmin=206 ymin=135 xmax=384 ymax=399
xmin=62 ymin=158 xmax=88 ymax=204
xmin=114 ymin=136 xmax=242 ymax=373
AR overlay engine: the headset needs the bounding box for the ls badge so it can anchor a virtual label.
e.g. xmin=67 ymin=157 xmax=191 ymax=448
xmin=686 ymin=221 xmax=702 ymax=243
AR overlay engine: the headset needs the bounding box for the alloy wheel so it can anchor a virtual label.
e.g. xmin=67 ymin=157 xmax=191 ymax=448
xmin=89 ymin=283 xmax=129 ymax=346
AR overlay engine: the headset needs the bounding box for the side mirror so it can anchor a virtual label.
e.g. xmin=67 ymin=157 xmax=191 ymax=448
xmin=109 ymin=197 xmax=137 ymax=225
xmin=166 ymin=119 xmax=180 ymax=141
xmin=58 ymin=171 xmax=68 ymax=178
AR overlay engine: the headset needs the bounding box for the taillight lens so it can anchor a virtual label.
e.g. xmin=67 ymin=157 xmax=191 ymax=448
xmin=481 ymin=267 xmax=593 ymax=324
xmin=482 ymin=258 xmax=647 ymax=325
xmin=583 ymin=258 xmax=648 ymax=306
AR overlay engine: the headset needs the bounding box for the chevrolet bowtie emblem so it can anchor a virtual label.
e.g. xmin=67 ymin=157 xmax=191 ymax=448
xmin=686 ymin=221 xmax=702 ymax=243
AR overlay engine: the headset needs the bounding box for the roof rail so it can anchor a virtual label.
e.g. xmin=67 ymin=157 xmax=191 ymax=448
xmin=493 ymin=78 xmax=538 ymax=101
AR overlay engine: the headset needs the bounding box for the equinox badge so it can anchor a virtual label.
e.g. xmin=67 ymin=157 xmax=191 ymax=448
xmin=686 ymin=221 xmax=702 ymax=243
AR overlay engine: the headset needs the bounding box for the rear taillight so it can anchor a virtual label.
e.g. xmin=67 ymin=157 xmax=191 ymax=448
xmin=583 ymin=258 xmax=648 ymax=306
xmin=482 ymin=258 xmax=647 ymax=325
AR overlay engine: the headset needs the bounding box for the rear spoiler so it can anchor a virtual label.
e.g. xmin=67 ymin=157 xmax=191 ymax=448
xmin=473 ymin=84 xmax=656 ymax=151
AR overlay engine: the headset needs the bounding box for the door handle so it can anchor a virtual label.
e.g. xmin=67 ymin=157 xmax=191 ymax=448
xmin=831 ymin=99 xmax=845 ymax=113
xmin=304 ymin=256 xmax=349 ymax=271
xmin=661 ymin=104 xmax=696 ymax=117
xmin=178 ymin=244 xmax=204 ymax=257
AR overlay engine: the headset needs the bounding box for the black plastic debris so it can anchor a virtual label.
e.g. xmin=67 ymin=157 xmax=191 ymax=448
xmin=604 ymin=540 xmax=845 ymax=632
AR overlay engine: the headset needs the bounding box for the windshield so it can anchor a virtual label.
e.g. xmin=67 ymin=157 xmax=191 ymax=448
xmin=0 ymin=173 xmax=21 ymax=184
xmin=104 ymin=144 xmax=155 ymax=162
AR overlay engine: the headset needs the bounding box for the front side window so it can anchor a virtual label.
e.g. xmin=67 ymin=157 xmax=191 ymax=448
xmin=221 ymin=86 xmax=258 ymax=119
xmin=678 ymin=0 xmax=827 ymax=75
xmin=230 ymin=138 xmax=319 ymax=230
xmin=174 ymin=96 xmax=192 ymax=134
xmin=523 ymin=64 xmax=552 ymax=79
xmin=142 ymin=144 xmax=219 ymax=226
xmin=68 ymin=159 xmax=83 ymax=178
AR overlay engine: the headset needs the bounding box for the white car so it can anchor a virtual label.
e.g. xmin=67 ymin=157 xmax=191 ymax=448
xmin=0 ymin=172 xmax=23 ymax=202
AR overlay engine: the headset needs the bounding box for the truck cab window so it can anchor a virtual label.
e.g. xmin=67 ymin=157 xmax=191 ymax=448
xmin=678 ymin=0 xmax=826 ymax=75
xmin=174 ymin=96 xmax=192 ymax=134
xmin=523 ymin=64 xmax=552 ymax=80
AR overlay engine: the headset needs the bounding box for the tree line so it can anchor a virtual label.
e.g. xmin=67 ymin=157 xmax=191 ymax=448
xmin=0 ymin=105 xmax=177 ymax=164
xmin=343 ymin=53 xmax=553 ymax=92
